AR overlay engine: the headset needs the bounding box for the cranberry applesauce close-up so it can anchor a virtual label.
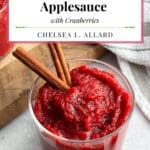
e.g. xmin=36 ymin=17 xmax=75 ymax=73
xmin=26 ymin=43 xmax=134 ymax=150
xmin=34 ymin=65 xmax=132 ymax=140
xmin=9 ymin=43 xmax=134 ymax=150
xmin=31 ymin=61 xmax=134 ymax=150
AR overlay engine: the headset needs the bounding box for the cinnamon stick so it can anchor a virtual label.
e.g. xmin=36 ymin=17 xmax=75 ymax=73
xmin=48 ymin=43 xmax=67 ymax=83
xmin=13 ymin=47 xmax=70 ymax=91
xmin=48 ymin=43 xmax=72 ymax=85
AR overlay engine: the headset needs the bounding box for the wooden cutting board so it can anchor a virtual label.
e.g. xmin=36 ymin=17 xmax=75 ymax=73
xmin=0 ymin=43 xmax=106 ymax=128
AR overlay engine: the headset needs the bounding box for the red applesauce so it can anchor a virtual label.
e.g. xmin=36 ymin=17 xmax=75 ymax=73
xmin=34 ymin=65 xmax=132 ymax=141
xmin=0 ymin=0 xmax=12 ymax=58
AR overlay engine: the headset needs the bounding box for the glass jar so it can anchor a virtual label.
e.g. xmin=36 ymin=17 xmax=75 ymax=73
xmin=29 ymin=58 xmax=134 ymax=150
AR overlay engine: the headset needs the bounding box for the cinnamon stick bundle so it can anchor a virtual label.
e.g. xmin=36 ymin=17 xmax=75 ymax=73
xmin=13 ymin=47 xmax=70 ymax=91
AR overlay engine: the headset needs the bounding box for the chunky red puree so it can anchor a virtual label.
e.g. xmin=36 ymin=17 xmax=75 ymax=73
xmin=0 ymin=0 xmax=6 ymax=8
xmin=0 ymin=0 xmax=12 ymax=58
xmin=34 ymin=65 xmax=132 ymax=140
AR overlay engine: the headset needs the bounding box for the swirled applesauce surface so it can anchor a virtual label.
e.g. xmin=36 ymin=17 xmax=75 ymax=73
xmin=34 ymin=65 xmax=132 ymax=140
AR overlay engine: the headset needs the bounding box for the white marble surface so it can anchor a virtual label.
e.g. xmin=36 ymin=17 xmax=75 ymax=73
xmin=0 ymin=52 xmax=150 ymax=150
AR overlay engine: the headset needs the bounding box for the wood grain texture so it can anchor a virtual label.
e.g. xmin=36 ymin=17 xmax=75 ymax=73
xmin=0 ymin=43 xmax=106 ymax=128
